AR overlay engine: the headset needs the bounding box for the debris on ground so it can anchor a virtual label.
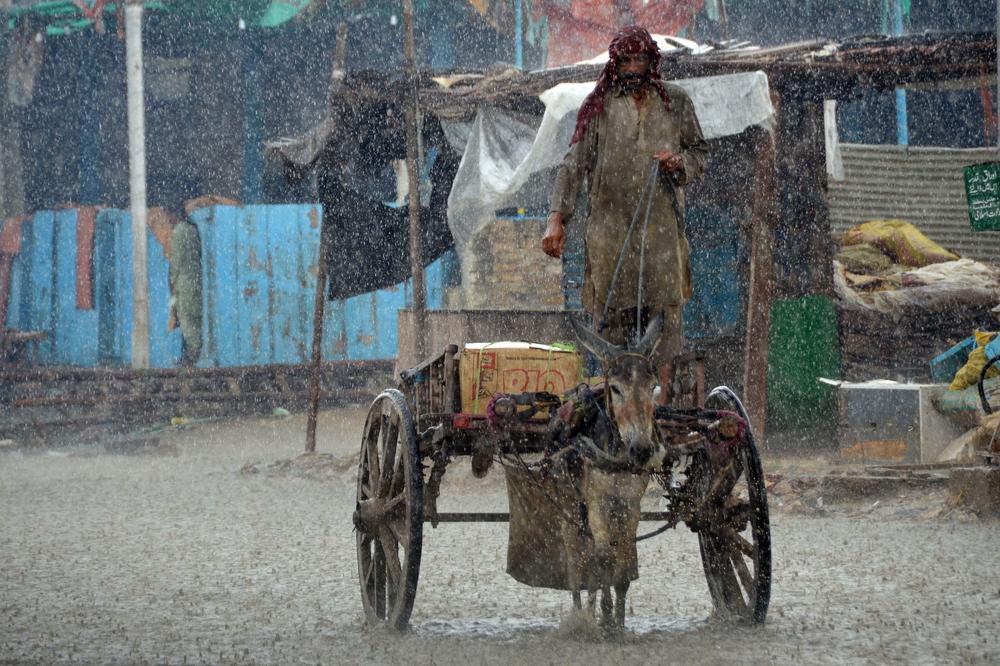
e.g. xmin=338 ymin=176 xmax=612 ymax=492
xmin=764 ymin=465 xmax=987 ymax=521
xmin=240 ymin=452 xmax=358 ymax=481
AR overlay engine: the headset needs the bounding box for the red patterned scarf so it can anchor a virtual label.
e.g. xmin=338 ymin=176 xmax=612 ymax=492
xmin=570 ymin=25 xmax=672 ymax=145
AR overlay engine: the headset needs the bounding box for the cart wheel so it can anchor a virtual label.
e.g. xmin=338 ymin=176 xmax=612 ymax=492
xmin=697 ymin=386 xmax=771 ymax=624
xmin=353 ymin=389 xmax=423 ymax=630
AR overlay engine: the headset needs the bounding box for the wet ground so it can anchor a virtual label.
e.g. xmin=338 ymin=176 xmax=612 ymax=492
xmin=1 ymin=408 xmax=998 ymax=665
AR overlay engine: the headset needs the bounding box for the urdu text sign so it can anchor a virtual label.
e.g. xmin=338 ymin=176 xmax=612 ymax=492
xmin=965 ymin=161 xmax=1000 ymax=231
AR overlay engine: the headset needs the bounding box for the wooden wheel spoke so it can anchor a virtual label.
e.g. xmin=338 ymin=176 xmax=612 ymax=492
xmin=362 ymin=553 xmax=376 ymax=588
xmin=383 ymin=493 xmax=407 ymax=514
xmin=388 ymin=453 xmax=405 ymax=499
xmin=725 ymin=528 xmax=755 ymax=558
xmin=724 ymin=500 xmax=751 ymax=531
xmin=374 ymin=546 xmax=386 ymax=619
xmin=378 ymin=416 xmax=400 ymax=498
xmin=378 ymin=527 xmax=403 ymax=588
xmin=730 ymin=549 xmax=755 ymax=596
xmin=386 ymin=516 xmax=409 ymax=549
xmin=366 ymin=431 xmax=382 ymax=496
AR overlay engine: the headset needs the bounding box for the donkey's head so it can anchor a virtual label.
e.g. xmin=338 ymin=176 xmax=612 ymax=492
xmin=568 ymin=314 xmax=667 ymax=472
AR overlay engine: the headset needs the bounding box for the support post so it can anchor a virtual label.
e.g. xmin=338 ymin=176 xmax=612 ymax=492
xmin=306 ymin=23 xmax=349 ymax=454
xmin=514 ymin=0 xmax=523 ymax=69
xmin=891 ymin=0 xmax=908 ymax=145
xmin=241 ymin=26 xmax=264 ymax=204
xmin=403 ymin=0 xmax=427 ymax=361
xmin=125 ymin=0 xmax=150 ymax=369
xmin=742 ymin=127 xmax=777 ymax=443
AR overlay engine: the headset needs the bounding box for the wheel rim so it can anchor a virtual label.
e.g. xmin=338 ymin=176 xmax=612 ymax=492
xmin=699 ymin=387 xmax=772 ymax=624
xmin=355 ymin=389 xmax=423 ymax=630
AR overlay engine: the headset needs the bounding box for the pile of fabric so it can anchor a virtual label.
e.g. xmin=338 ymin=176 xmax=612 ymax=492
xmin=833 ymin=220 xmax=1000 ymax=381
xmin=834 ymin=220 xmax=1000 ymax=315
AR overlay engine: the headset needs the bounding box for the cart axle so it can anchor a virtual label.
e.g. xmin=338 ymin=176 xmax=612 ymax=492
xmin=426 ymin=511 xmax=674 ymax=523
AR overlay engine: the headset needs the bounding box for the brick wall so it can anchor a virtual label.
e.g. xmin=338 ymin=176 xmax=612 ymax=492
xmin=456 ymin=216 xmax=564 ymax=311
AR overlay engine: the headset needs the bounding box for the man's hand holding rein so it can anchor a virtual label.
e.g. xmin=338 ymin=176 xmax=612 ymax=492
xmin=542 ymin=212 xmax=566 ymax=259
xmin=654 ymin=150 xmax=684 ymax=175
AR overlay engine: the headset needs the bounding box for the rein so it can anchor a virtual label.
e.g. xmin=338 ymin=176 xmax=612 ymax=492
xmin=601 ymin=161 xmax=685 ymax=344
xmin=602 ymin=161 xmax=659 ymax=343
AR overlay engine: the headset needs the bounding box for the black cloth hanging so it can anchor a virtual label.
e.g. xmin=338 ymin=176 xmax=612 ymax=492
xmin=316 ymin=110 xmax=459 ymax=300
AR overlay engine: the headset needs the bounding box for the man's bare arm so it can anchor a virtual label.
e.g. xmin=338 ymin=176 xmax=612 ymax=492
xmin=543 ymin=123 xmax=596 ymax=258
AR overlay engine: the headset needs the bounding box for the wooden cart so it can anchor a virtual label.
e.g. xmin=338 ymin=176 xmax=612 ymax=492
xmin=352 ymin=345 xmax=772 ymax=630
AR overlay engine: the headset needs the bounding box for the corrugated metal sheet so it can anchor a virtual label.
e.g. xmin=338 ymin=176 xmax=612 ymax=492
xmin=192 ymin=204 xmax=446 ymax=367
xmin=5 ymin=208 xmax=180 ymax=368
xmin=53 ymin=209 xmax=98 ymax=366
xmin=4 ymin=205 xmax=446 ymax=368
xmin=828 ymin=144 xmax=1000 ymax=262
xmin=96 ymin=209 xmax=180 ymax=368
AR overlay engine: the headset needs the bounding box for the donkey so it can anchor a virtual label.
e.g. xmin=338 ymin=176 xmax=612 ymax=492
xmin=558 ymin=313 xmax=668 ymax=632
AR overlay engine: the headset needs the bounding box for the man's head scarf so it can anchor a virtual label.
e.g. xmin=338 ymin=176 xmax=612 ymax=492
xmin=570 ymin=25 xmax=671 ymax=145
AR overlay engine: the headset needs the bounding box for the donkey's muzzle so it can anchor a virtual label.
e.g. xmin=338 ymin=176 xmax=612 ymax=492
xmin=626 ymin=434 xmax=665 ymax=471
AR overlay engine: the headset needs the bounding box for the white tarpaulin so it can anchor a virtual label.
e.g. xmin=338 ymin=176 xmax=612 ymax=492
xmin=446 ymin=71 xmax=775 ymax=248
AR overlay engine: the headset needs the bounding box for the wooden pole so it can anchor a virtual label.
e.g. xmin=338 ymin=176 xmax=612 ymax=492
xmin=125 ymin=0 xmax=150 ymax=369
xmin=403 ymin=0 xmax=427 ymax=361
xmin=305 ymin=22 xmax=349 ymax=454
xmin=742 ymin=125 xmax=777 ymax=443
xmin=305 ymin=215 xmax=329 ymax=454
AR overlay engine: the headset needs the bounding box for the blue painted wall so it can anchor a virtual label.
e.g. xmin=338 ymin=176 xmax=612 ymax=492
xmin=5 ymin=208 xmax=181 ymax=367
xmin=683 ymin=204 xmax=745 ymax=340
xmin=5 ymin=204 xmax=444 ymax=368
xmin=191 ymin=204 xmax=444 ymax=367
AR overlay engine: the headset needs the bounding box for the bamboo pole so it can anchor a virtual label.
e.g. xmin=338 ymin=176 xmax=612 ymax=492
xmin=403 ymin=0 xmax=427 ymax=361
xmin=306 ymin=22 xmax=349 ymax=454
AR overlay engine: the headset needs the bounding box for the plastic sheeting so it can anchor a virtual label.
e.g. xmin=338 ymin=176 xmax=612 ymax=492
xmin=446 ymin=71 xmax=774 ymax=249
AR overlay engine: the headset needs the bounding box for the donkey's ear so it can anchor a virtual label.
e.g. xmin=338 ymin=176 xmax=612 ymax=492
xmin=566 ymin=312 xmax=619 ymax=359
xmin=635 ymin=313 xmax=664 ymax=358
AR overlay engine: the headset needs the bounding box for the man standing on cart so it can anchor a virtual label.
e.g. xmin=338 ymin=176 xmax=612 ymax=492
xmin=541 ymin=25 xmax=708 ymax=406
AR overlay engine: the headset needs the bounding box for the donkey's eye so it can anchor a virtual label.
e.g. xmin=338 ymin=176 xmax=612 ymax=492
xmin=610 ymin=384 xmax=624 ymax=397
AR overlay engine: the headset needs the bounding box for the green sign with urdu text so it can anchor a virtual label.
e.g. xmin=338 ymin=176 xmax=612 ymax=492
xmin=965 ymin=161 xmax=1000 ymax=231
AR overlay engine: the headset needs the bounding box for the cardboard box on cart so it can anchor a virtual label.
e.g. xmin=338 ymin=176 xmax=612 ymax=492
xmin=459 ymin=342 xmax=582 ymax=419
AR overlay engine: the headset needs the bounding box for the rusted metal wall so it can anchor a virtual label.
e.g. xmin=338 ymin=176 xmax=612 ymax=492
xmin=828 ymin=144 xmax=1000 ymax=262
xmin=5 ymin=204 xmax=446 ymax=368
xmin=191 ymin=204 xmax=445 ymax=367
xmin=4 ymin=208 xmax=180 ymax=367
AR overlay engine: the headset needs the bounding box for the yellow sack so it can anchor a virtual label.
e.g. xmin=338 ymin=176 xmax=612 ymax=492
xmin=836 ymin=242 xmax=893 ymax=274
xmin=949 ymin=330 xmax=1000 ymax=391
xmin=842 ymin=220 xmax=959 ymax=268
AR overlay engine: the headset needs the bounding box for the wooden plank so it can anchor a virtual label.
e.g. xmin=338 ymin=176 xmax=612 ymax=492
xmin=742 ymin=127 xmax=778 ymax=443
